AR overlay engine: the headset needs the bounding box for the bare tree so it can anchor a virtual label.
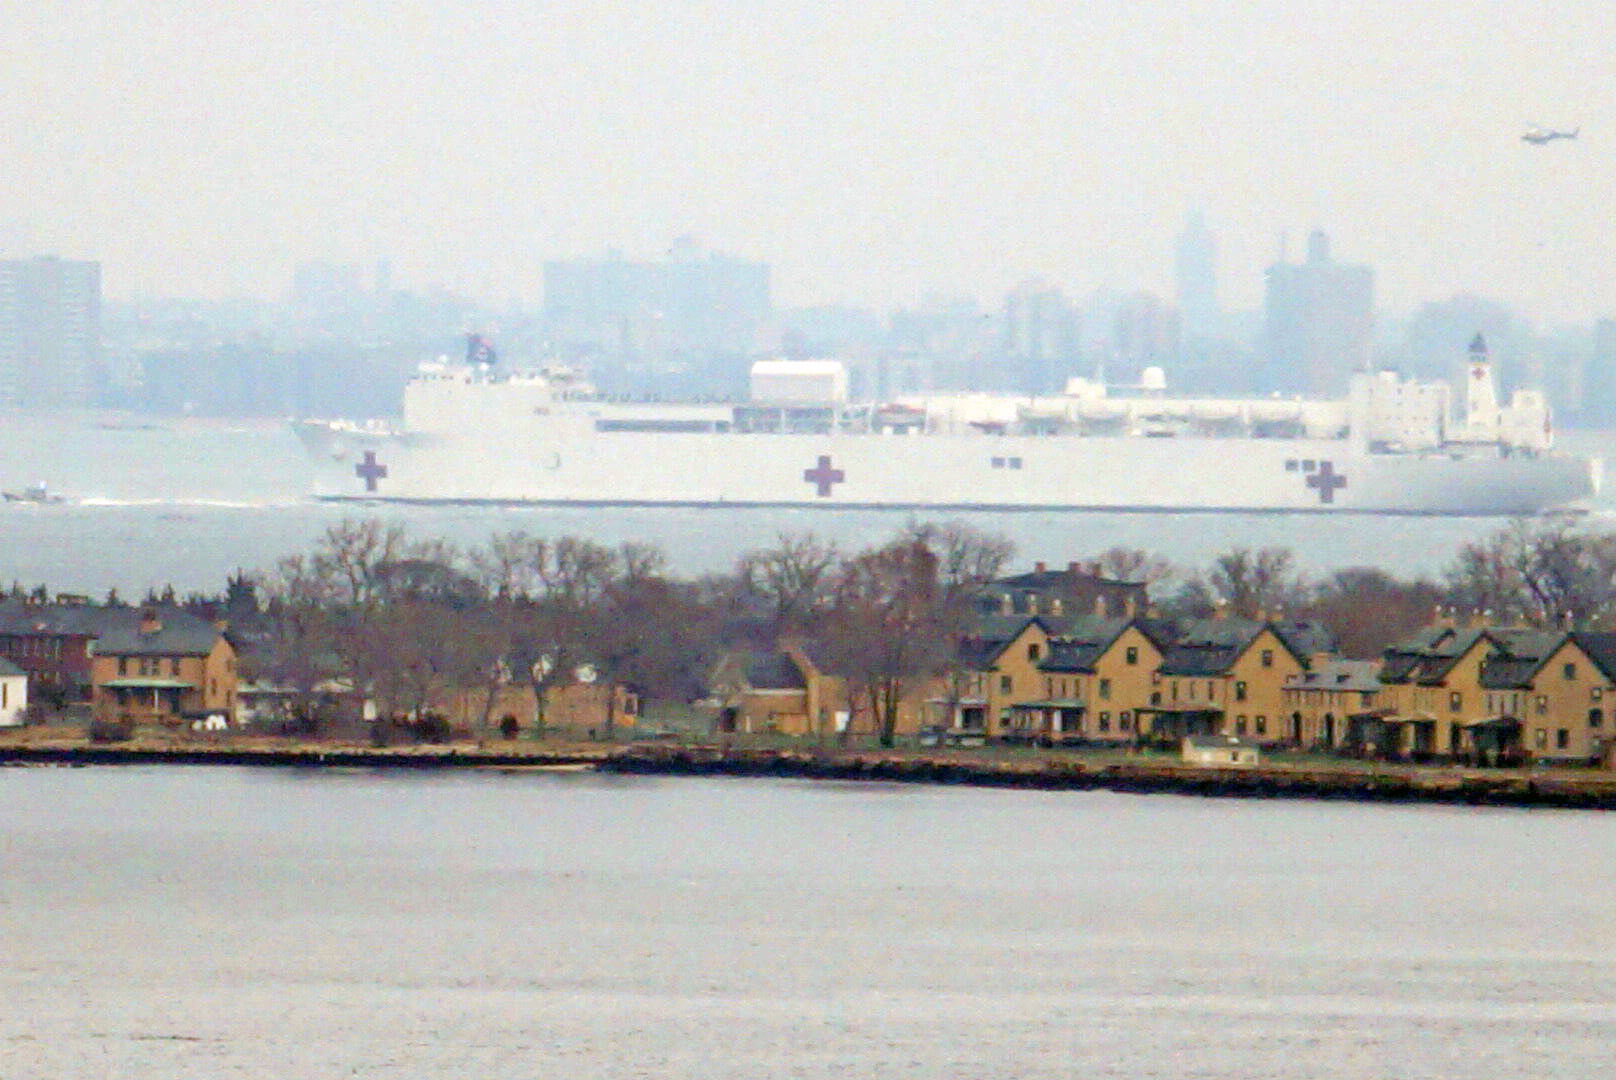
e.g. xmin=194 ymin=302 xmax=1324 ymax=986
xmin=1304 ymin=567 xmax=1446 ymax=658
xmin=823 ymin=537 xmax=961 ymax=747
xmin=1205 ymin=546 xmax=1305 ymax=620
xmin=735 ymin=532 xmax=840 ymax=636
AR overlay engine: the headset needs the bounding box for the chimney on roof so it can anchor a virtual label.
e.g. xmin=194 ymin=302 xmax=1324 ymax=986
xmin=139 ymin=608 xmax=161 ymax=635
xmin=1067 ymin=561 xmax=1081 ymax=575
xmin=1034 ymin=561 xmax=1046 ymax=574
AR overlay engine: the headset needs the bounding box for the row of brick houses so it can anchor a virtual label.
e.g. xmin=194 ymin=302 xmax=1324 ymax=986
xmin=0 ymin=599 xmax=237 ymax=726
xmin=707 ymin=565 xmax=1616 ymax=765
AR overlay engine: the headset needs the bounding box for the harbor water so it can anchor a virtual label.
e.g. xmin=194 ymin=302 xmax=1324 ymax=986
xmin=3 ymin=766 xmax=1615 ymax=1078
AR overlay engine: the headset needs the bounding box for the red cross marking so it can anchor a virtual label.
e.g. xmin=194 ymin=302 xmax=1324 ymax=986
xmin=355 ymin=450 xmax=388 ymax=492
xmin=1306 ymin=460 xmax=1347 ymax=504
xmin=803 ymin=455 xmax=845 ymax=497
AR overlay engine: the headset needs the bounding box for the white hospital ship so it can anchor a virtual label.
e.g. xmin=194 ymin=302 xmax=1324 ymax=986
xmin=294 ymin=336 xmax=1598 ymax=515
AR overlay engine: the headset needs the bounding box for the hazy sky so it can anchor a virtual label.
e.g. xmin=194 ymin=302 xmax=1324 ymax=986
xmin=4 ymin=0 xmax=1614 ymax=321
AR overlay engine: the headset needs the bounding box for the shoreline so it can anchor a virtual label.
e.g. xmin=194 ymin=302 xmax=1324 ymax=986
xmin=7 ymin=739 xmax=1616 ymax=810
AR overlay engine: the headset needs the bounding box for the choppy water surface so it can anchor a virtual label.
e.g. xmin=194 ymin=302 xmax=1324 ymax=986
xmin=3 ymin=767 xmax=1616 ymax=1079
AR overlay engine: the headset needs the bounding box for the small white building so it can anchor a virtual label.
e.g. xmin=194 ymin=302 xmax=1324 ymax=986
xmin=1182 ymin=734 xmax=1260 ymax=767
xmin=0 ymin=658 xmax=28 ymax=726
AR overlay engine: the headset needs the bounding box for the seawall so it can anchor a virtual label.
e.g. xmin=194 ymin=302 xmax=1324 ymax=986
xmin=7 ymin=740 xmax=1616 ymax=810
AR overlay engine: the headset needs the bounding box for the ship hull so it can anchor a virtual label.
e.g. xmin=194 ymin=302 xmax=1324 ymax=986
xmin=294 ymin=421 xmax=1599 ymax=516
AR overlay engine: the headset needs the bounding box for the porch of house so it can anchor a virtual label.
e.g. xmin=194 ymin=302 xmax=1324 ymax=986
xmin=98 ymin=677 xmax=197 ymax=726
xmin=1139 ymin=706 xmax=1223 ymax=747
xmin=1005 ymin=699 xmax=1087 ymax=744
xmin=923 ymin=697 xmax=989 ymax=744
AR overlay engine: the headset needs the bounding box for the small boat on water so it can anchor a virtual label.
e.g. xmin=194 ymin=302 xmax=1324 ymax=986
xmin=2 ymin=482 xmax=68 ymax=504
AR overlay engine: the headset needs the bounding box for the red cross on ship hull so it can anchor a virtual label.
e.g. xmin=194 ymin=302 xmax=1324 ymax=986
xmin=355 ymin=450 xmax=388 ymax=492
xmin=803 ymin=455 xmax=845 ymax=497
xmin=1306 ymin=460 xmax=1347 ymax=504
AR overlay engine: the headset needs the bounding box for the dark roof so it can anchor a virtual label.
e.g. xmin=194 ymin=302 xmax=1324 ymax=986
xmin=740 ymin=651 xmax=806 ymax=692
xmin=955 ymin=614 xmax=1077 ymax=671
xmin=1038 ymin=616 xmax=1131 ymax=673
xmin=0 ymin=601 xmax=223 ymax=657
xmin=1382 ymin=625 xmax=1567 ymax=688
xmin=1159 ymin=642 xmax=1245 ymax=677
xmin=0 ymin=658 xmax=23 ymax=677
xmin=1573 ymin=632 xmax=1616 ymax=683
xmin=1478 ymin=657 xmax=1541 ymax=690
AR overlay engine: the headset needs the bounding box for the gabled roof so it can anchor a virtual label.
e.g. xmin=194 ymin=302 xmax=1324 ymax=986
xmin=1382 ymin=624 xmax=1568 ymax=688
xmin=1572 ymin=632 xmax=1616 ymax=684
xmin=1284 ymin=659 xmax=1381 ymax=693
xmin=955 ymin=613 xmax=1075 ymax=671
xmin=1038 ymin=616 xmax=1131 ymax=673
xmin=1159 ymin=617 xmax=1313 ymax=677
xmin=0 ymin=601 xmax=224 ymax=657
xmin=741 ymin=651 xmax=807 ymax=691
xmin=1478 ymin=657 xmax=1542 ymax=690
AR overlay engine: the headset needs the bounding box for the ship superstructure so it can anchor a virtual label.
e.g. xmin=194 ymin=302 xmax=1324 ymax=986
xmin=294 ymin=336 xmax=1598 ymax=515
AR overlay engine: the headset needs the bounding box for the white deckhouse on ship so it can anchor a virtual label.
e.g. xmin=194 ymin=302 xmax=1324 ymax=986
xmin=294 ymin=335 xmax=1598 ymax=515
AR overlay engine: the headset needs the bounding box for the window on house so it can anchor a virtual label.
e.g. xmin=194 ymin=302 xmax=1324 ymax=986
xmin=118 ymin=657 xmax=127 ymax=676
xmin=1045 ymin=677 xmax=1053 ymax=697
xmin=991 ymin=457 xmax=1005 ymax=468
xmin=1008 ymin=457 xmax=1023 ymax=470
xmin=999 ymin=675 xmax=1012 ymax=694
xmin=1255 ymin=715 xmax=1267 ymax=735
xmin=1590 ymin=709 xmax=1603 ymax=728
xmin=1536 ymin=694 xmax=1548 ymax=715
xmin=1125 ymin=646 xmax=1138 ymax=665
xmin=1235 ymin=716 xmax=1248 ymax=734
xmin=1261 ymin=650 xmax=1274 ymax=668
xmin=1285 ymin=459 xmax=1299 ymax=471
xmin=1119 ymin=711 xmax=1132 ymax=731
xmin=1027 ymin=643 xmax=1041 ymax=661
xmin=1449 ymin=691 xmax=1462 ymax=712
xmin=1234 ymin=681 xmax=1248 ymax=702
xmin=1098 ymin=712 xmax=1110 ymax=732
xmin=1593 ymin=687 xmax=1603 ymax=702
xmin=1557 ymin=728 xmax=1570 ymax=750
xmin=1535 ymin=728 xmax=1548 ymax=749
xmin=1207 ymin=680 xmax=1216 ymax=699
xmin=1099 ymin=678 xmax=1112 ymax=700
xmin=1564 ymin=662 xmax=1577 ymax=680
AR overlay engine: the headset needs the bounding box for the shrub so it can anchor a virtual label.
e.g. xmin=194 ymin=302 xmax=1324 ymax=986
xmin=87 ymin=717 xmax=136 ymax=744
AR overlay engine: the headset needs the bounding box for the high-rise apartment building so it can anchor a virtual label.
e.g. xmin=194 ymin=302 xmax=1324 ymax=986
xmin=542 ymin=238 xmax=770 ymax=359
xmin=1174 ymin=210 xmax=1219 ymax=344
xmin=1261 ymin=231 xmax=1373 ymax=397
xmin=1002 ymin=281 xmax=1080 ymax=392
xmin=0 ymin=256 xmax=102 ymax=409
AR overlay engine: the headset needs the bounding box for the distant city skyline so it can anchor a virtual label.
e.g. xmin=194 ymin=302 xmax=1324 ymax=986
xmin=4 ymin=2 xmax=1612 ymax=321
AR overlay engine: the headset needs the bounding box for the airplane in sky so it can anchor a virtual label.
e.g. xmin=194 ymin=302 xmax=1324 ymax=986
xmin=1522 ymin=125 xmax=1579 ymax=145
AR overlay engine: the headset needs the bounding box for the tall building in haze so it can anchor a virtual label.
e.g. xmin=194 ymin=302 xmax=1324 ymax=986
xmin=1002 ymin=281 xmax=1080 ymax=392
xmin=0 ymin=256 xmax=102 ymax=409
xmin=543 ymin=239 xmax=770 ymax=360
xmin=1174 ymin=210 xmax=1219 ymax=344
xmin=1261 ymin=230 xmax=1373 ymax=397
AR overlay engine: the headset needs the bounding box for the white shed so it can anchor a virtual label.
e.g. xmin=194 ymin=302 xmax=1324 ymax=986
xmin=0 ymin=658 xmax=27 ymax=726
xmin=1182 ymin=734 xmax=1260 ymax=767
